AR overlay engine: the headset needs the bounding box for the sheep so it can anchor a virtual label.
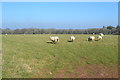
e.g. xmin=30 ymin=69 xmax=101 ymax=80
xmin=97 ymin=35 xmax=103 ymax=40
xmin=88 ymin=36 xmax=95 ymax=41
xmin=49 ymin=36 xmax=59 ymax=44
xmin=99 ymin=33 xmax=104 ymax=37
xmin=70 ymin=36 xmax=75 ymax=42
xmin=92 ymin=33 xmax=95 ymax=35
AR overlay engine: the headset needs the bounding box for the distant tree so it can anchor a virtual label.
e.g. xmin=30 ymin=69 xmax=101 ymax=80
xmin=116 ymin=25 xmax=120 ymax=35
xmin=107 ymin=26 xmax=114 ymax=30
xmin=116 ymin=25 xmax=120 ymax=29
xmin=0 ymin=28 xmax=2 ymax=34
xmin=103 ymin=26 xmax=106 ymax=29
xmin=2 ymin=28 xmax=13 ymax=34
xmin=2 ymin=26 xmax=119 ymax=35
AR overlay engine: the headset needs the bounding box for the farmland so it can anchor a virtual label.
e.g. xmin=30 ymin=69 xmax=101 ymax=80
xmin=2 ymin=34 xmax=118 ymax=78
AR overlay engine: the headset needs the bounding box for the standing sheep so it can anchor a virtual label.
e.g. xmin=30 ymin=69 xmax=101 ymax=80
xmin=88 ymin=36 xmax=95 ymax=41
xmin=70 ymin=36 xmax=75 ymax=42
xmin=99 ymin=33 xmax=104 ymax=37
xmin=92 ymin=33 xmax=95 ymax=35
xmin=50 ymin=36 xmax=59 ymax=44
xmin=97 ymin=35 xmax=103 ymax=40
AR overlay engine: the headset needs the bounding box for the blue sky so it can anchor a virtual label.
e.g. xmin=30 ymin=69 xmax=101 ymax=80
xmin=0 ymin=2 xmax=2 ymax=28
xmin=2 ymin=2 xmax=118 ymax=29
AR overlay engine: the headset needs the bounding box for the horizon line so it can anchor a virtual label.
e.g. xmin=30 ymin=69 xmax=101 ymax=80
xmin=1 ymin=27 xmax=116 ymax=30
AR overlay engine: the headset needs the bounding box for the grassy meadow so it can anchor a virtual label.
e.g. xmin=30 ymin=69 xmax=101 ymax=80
xmin=2 ymin=34 xmax=118 ymax=78
xmin=0 ymin=35 xmax=2 ymax=79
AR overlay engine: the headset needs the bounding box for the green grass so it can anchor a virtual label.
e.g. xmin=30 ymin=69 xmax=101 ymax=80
xmin=2 ymin=34 xmax=118 ymax=78
xmin=0 ymin=35 xmax=2 ymax=79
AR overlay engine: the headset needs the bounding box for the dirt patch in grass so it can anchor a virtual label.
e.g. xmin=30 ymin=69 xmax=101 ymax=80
xmin=54 ymin=69 xmax=67 ymax=78
xmin=54 ymin=64 xmax=118 ymax=78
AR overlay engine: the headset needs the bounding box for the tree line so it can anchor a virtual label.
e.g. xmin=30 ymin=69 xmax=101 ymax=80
xmin=1 ymin=25 xmax=120 ymax=35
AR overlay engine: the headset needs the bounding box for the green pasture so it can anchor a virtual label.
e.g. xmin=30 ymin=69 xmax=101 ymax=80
xmin=2 ymin=34 xmax=118 ymax=78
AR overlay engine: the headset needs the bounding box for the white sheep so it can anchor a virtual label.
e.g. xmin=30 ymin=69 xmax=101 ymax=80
xmin=99 ymin=33 xmax=104 ymax=37
xmin=97 ymin=35 xmax=102 ymax=40
xmin=70 ymin=36 xmax=75 ymax=42
xmin=88 ymin=36 xmax=95 ymax=41
xmin=92 ymin=33 xmax=95 ymax=35
xmin=50 ymin=36 xmax=59 ymax=43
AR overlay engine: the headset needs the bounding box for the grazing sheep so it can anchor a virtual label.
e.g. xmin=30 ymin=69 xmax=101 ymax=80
xmin=97 ymin=35 xmax=102 ymax=40
xmin=70 ymin=36 xmax=75 ymax=42
xmin=50 ymin=36 xmax=59 ymax=43
xmin=88 ymin=36 xmax=95 ymax=41
xmin=99 ymin=33 xmax=104 ymax=37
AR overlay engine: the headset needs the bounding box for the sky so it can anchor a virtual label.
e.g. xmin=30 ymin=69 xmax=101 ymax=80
xmin=0 ymin=2 xmax=2 ymax=28
xmin=1 ymin=0 xmax=119 ymax=2
xmin=2 ymin=2 xmax=118 ymax=29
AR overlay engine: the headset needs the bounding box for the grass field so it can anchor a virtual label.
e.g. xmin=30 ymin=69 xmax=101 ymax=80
xmin=0 ymin=35 xmax=2 ymax=79
xmin=2 ymin=34 xmax=118 ymax=78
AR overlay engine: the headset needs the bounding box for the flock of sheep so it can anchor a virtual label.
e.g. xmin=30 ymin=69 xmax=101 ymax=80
xmin=88 ymin=33 xmax=104 ymax=41
xmin=49 ymin=33 xmax=104 ymax=44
